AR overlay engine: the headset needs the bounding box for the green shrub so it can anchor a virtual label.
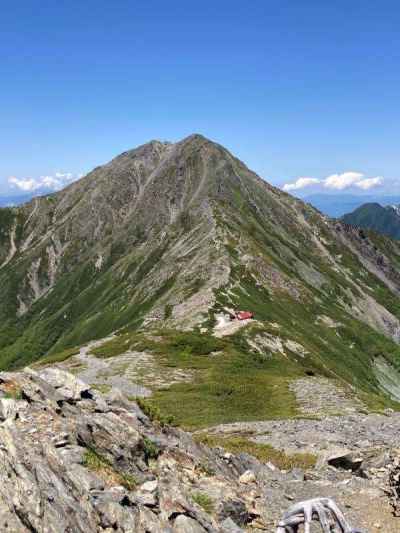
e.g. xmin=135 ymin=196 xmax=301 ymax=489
xmin=36 ymin=346 xmax=79 ymax=366
xmin=82 ymin=447 xmax=136 ymax=490
xmin=136 ymin=397 xmax=175 ymax=426
xmin=164 ymin=304 xmax=173 ymax=320
xmin=196 ymin=435 xmax=317 ymax=471
xmin=191 ymin=492 xmax=214 ymax=514
xmin=142 ymin=436 xmax=159 ymax=461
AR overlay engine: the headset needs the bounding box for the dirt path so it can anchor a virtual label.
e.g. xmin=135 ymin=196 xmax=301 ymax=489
xmin=57 ymin=336 xmax=194 ymax=397
xmin=71 ymin=337 xmax=152 ymax=397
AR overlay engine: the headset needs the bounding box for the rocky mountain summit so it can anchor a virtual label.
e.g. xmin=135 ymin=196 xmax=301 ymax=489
xmin=0 ymin=367 xmax=399 ymax=532
xmin=1 ymin=135 xmax=400 ymax=412
xmin=3 ymin=135 xmax=400 ymax=529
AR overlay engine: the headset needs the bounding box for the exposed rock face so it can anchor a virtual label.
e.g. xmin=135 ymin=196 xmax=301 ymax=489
xmin=0 ymin=369 xmax=399 ymax=531
xmin=0 ymin=368 xmax=269 ymax=532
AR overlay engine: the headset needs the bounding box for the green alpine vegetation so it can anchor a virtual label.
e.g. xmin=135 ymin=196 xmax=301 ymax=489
xmin=195 ymin=434 xmax=317 ymax=471
xmin=1 ymin=133 xmax=400 ymax=422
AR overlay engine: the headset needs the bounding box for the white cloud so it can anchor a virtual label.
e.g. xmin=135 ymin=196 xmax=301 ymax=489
xmin=354 ymin=176 xmax=384 ymax=190
xmin=282 ymin=171 xmax=384 ymax=192
xmin=324 ymin=171 xmax=364 ymax=190
xmin=8 ymin=172 xmax=81 ymax=192
xmin=8 ymin=176 xmax=41 ymax=192
xmin=283 ymin=177 xmax=321 ymax=191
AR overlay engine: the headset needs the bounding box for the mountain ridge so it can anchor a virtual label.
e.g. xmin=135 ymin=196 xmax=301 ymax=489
xmin=301 ymin=193 xmax=400 ymax=218
xmin=2 ymin=134 xmax=400 ymax=417
xmin=342 ymin=201 xmax=400 ymax=240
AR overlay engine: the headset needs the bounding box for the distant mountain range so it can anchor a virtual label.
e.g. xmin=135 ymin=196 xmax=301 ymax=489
xmin=342 ymin=202 xmax=400 ymax=240
xmin=0 ymin=190 xmax=49 ymax=207
xmin=302 ymin=193 xmax=400 ymax=218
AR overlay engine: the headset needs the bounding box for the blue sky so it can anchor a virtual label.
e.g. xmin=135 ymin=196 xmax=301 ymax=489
xmin=1 ymin=0 xmax=400 ymax=195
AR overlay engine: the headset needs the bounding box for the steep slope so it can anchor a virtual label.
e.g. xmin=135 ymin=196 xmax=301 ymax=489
xmin=343 ymin=202 xmax=400 ymax=240
xmin=2 ymin=134 xmax=400 ymax=413
xmin=0 ymin=136 xmax=231 ymax=366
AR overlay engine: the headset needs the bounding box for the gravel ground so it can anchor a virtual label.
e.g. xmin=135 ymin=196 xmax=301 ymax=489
xmin=57 ymin=337 xmax=194 ymax=398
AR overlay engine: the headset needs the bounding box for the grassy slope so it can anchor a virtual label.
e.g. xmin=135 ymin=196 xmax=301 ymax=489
xmin=0 ymin=233 xmax=177 ymax=369
xmin=2 ymin=141 xmax=400 ymax=429
xmin=158 ymin=203 xmax=400 ymax=421
xmin=195 ymin=434 xmax=317 ymax=470
xmin=0 ymin=199 xmax=209 ymax=370
xmin=130 ymin=192 xmax=400 ymax=427
xmin=89 ymin=329 xmax=302 ymax=429
xmin=83 ymin=314 xmax=399 ymax=432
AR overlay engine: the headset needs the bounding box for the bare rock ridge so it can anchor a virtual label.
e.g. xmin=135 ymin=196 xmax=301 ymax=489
xmin=0 ymin=367 xmax=267 ymax=532
xmin=0 ymin=368 xmax=400 ymax=532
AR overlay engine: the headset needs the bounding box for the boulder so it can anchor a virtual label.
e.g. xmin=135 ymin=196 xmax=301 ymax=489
xmin=173 ymin=515 xmax=207 ymax=532
xmin=38 ymin=368 xmax=91 ymax=401
xmin=217 ymin=499 xmax=251 ymax=527
xmin=220 ymin=517 xmax=245 ymax=532
xmin=238 ymin=470 xmax=256 ymax=484
xmin=0 ymin=398 xmax=28 ymax=421
xmin=327 ymin=451 xmax=363 ymax=472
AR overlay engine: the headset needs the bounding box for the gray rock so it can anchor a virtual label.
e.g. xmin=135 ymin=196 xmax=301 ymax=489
xmin=220 ymin=517 xmax=245 ymax=532
xmin=140 ymin=479 xmax=158 ymax=492
xmin=38 ymin=368 xmax=91 ymax=401
xmin=217 ymin=499 xmax=251 ymax=527
xmin=0 ymin=369 xmax=266 ymax=532
xmin=327 ymin=451 xmax=364 ymax=472
xmin=173 ymin=515 xmax=208 ymax=532
xmin=238 ymin=470 xmax=256 ymax=484
xmin=0 ymin=398 xmax=28 ymax=421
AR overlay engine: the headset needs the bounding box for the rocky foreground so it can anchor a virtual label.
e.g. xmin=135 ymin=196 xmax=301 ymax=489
xmin=0 ymin=368 xmax=399 ymax=532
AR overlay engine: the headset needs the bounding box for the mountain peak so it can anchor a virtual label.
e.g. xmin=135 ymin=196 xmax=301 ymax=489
xmin=343 ymin=201 xmax=400 ymax=240
xmin=181 ymin=132 xmax=209 ymax=143
xmin=3 ymin=137 xmax=400 ymax=531
xmin=2 ymin=134 xmax=400 ymax=428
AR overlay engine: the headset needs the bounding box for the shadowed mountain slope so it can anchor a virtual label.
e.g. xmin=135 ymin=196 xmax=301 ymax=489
xmin=343 ymin=202 xmax=400 ymax=240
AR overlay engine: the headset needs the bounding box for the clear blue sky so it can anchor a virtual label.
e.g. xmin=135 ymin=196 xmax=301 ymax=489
xmin=1 ymin=0 xmax=400 ymax=194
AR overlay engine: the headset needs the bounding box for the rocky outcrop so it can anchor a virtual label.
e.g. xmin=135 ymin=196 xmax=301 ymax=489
xmin=0 ymin=368 xmax=399 ymax=531
xmin=0 ymin=368 xmax=268 ymax=532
